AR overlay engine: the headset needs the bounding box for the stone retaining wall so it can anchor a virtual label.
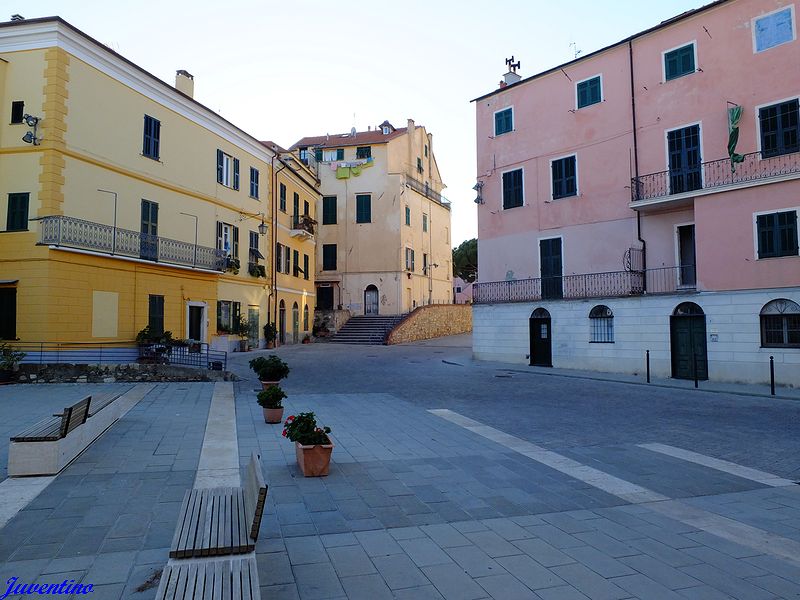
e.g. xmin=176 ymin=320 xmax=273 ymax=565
xmin=14 ymin=363 xmax=235 ymax=384
xmin=386 ymin=304 xmax=472 ymax=344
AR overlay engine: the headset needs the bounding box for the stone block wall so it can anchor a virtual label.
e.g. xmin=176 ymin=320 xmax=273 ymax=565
xmin=14 ymin=363 xmax=235 ymax=384
xmin=386 ymin=305 xmax=472 ymax=344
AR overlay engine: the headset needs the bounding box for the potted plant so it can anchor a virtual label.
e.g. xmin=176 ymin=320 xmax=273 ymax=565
xmin=257 ymin=385 xmax=286 ymax=424
xmin=263 ymin=322 xmax=278 ymax=349
xmin=302 ymin=334 xmax=311 ymax=344
xmin=235 ymin=315 xmax=250 ymax=351
xmin=0 ymin=343 xmax=25 ymax=383
xmin=282 ymin=412 xmax=333 ymax=477
xmin=249 ymin=355 xmax=290 ymax=389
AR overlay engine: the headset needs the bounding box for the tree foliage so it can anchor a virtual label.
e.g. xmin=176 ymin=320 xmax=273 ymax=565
xmin=452 ymin=238 xmax=477 ymax=283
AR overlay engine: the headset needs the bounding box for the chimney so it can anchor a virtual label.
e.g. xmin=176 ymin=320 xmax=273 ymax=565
xmin=407 ymin=118 xmax=415 ymax=133
xmin=10 ymin=14 xmax=24 ymax=21
xmin=503 ymin=71 xmax=521 ymax=85
xmin=175 ymin=70 xmax=194 ymax=98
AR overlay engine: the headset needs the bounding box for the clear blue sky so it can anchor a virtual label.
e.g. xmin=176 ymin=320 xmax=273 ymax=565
xmin=15 ymin=1 xmax=703 ymax=244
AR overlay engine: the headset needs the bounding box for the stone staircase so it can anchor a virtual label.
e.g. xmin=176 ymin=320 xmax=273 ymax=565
xmin=329 ymin=315 xmax=407 ymax=345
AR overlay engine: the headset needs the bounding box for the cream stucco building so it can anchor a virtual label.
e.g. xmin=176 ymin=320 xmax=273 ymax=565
xmin=292 ymin=120 xmax=452 ymax=316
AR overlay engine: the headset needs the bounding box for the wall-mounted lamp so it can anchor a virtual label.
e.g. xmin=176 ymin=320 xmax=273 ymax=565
xmin=258 ymin=216 xmax=268 ymax=236
xmin=473 ymin=181 xmax=484 ymax=205
xmin=239 ymin=211 xmax=269 ymax=236
xmin=21 ymin=114 xmax=41 ymax=145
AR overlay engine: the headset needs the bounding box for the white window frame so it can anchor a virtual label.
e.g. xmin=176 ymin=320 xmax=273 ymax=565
xmin=221 ymin=223 xmax=232 ymax=255
xmin=754 ymin=95 xmax=800 ymax=156
xmin=661 ymin=40 xmax=698 ymax=83
xmin=549 ymin=154 xmax=579 ymax=200
xmin=752 ymin=5 xmax=796 ymax=53
xmin=405 ymin=247 xmax=415 ymax=271
xmin=574 ymin=74 xmax=603 ymax=110
xmin=673 ymin=221 xmax=696 ymax=287
xmin=220 ymin=152 xmax=233 ymax=187
xmin=422 ymin=213 xmax=428 ymax=232
xmin=322 ymin=149 xmax=339 ymax=162
xmin=500 ymin=166 xmax=525 ymax=210
xmin=185 ymin=301 xmax=208 ymax=342
xmin=663 ymin=121 xmax=704 ymax=189
xmin=493 ymin=105 xmax=514 ymax=136
xmin=752 ymin=206 xmax=800 ymax=260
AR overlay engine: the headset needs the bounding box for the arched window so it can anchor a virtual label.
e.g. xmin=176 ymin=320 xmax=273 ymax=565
xmin=531 ymin=308 xmax=550 ymax=319
xmin=760 ymin=299 xmax=800 ymax=348
xmin=589 ymin=305 xmax=614 ymax=343
xmin=673 ymin=302 xmax=704 ymax=316
xmin=303 ymin=304 xmax=309 ymax=331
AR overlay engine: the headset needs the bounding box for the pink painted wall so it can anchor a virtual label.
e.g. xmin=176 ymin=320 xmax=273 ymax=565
xmin=453 ymin=277 xmax=474 ymax=304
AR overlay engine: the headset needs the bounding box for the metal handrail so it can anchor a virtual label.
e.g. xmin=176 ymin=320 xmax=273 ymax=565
xmin=405 ymin=177 xmax=451 ymax=209
xmin=291 ymin=214 xmax=317 ymax=235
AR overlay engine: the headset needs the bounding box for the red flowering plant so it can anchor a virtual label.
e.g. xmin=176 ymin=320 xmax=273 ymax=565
xmin=282 ymin=412 xmax=331 ymax=445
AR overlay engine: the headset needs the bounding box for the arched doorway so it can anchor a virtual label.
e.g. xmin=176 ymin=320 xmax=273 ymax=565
xmin=529 ymin=307 xmax=552 ymax=367
xmin=670 ymin=302 xmax=707 ymax=380
xmin=278 ymin=300 xmax=286 ymax=345
xmin=292 ymin=302 xmax=300 ymax=343
xmin=365 ymin=285 xmax=379 ymax=315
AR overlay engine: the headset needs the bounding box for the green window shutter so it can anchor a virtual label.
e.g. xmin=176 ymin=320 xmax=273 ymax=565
xmin=232 ymin=226 xmax=239 ymax=258
xmin=216 ymin=221 xmax=223 ymax=250
xmin=233 ymin=158 xmax=240 ymax=190
xmin=6 ymin=193 xmax=29 ymax=231
xmin=216 ymin=301 xmax=223 ymax=327
xmin=293 ymin=250 xmax=299 ymax=276
xmin=216 ymin=150 xmax=224 ymax=183
xmin=314 ymin=149 xmax=322 ymax=162
xmin=757 ymin=214 xmax=774 ymax=258
xmin=336 ymin=148 xmax=344 ymax=160
xmin=143 ymin=115 xmax=152 ymax=156
xmin=304 ymin=254 xmax=309 ymax=280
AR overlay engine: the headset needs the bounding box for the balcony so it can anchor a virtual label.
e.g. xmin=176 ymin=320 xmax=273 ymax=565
xmin=38 ymin=215 xmax=226 ymax=272
xmin=473 ymin=266 xmax=694 ymax=304
xmin=405 ymin=177 xmax=451 ymax=210
xmin=290 ymin=214 xmax=316 ymax=240
xmin=631 ymin=151 xmax=800 ymax=210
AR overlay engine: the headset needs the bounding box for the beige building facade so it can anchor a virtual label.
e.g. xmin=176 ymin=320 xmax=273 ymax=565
xmin=292 ymin=120 xmax=452 ymax=316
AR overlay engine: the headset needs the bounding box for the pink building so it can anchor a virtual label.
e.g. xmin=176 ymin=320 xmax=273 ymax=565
xmin=473 ymin=0 xmax=800 ymax=385
xmin=453 ymin=277 xmax=474 ymax=304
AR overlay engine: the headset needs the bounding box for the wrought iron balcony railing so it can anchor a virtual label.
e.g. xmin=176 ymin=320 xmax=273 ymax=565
xmin=473 ymin=266 xmax=694 ymax=304
xmin=632 ymin=151 xmax=800 ymax=202
xmin=38 ymin=215 xmax=227 ymax=272
xmin=291 ymin=214 xmax=317 ymax=236
xmin=405 ymin=177 xmax=451 ymax=209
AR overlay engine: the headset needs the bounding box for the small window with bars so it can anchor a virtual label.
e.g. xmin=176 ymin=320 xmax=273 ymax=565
xmin=589 ymin=305 xmax=614 ymax=343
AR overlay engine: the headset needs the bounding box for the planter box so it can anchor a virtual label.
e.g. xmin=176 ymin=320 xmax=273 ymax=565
xmin=295 ymin=440 xmax=333 ymax=477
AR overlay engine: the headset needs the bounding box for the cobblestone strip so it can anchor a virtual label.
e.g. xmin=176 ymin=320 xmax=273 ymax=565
xmin=639 ymin=442 xmax=797 ymax=487
xmin=194 ymin=382 xmax=239 ymax=488
xmin=429 ymin=408 xmax=667 ymax=504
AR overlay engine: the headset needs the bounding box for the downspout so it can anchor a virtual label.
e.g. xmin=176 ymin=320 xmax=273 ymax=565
xmin=271 ymin=155 xmax=288 ymax=335
xmin=629 ymin=39 xmax=646 ymax=289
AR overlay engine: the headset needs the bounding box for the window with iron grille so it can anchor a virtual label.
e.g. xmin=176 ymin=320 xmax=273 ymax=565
xmin=664 ymin=43 xmax=695 ymax=80
xmin=322 ymin=196 xmax=337 ymax=224
xmin=576 ymin=76 xmax=602 ymax=109
xmin=551 ymin=156 xmax=577 ymax=199
xmin=356 ymin=194 xmax=371 ymax=223
xmin=322 ymin=244 xmax=337 ymax=271
xmin=502 ymin=169 xmax=523 ymax=209
xmin=143 ymin=115 xmax=161 ymax=160
xmin=760 ymin=299 xmax=800 ymax=348
xmin=757 ymin=210 xmax=798 ymax=258
xmin=589 ymin=305 xmax=614 ymax=343
xmin=148 ymin=295 xmax=165 ymax=336
xmin=494 ymin=108 xmax=513 ymax=135
xmin=759 ymin=99 xmax=799 ymax=158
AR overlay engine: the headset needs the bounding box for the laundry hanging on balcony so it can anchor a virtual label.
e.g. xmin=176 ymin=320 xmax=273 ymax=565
xmin=334 ymin=157 xmax=374 ymax=179
xmin=727 ymin=105 xmax=746 ymax=172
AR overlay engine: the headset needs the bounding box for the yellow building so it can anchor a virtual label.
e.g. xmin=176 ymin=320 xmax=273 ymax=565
xmin=0 ymin=17 xmax=317 ymax=349
xmin=292 ymin=119 xmax=452 ymax=316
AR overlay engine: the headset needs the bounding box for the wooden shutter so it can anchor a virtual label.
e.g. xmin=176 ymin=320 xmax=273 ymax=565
xmin=304 ymin=254 xmax=309 ymax=280
xmin=216 ymin=301 xmax=223 ymax=328
xmin=232 ymin=226 xmax=239 ymax=258
xmin=757 ymin=214 xmax=774 ymax=258
xmin=216 ymin=150 xmax=224 ymax=183
xmin=216 ymin=221 xmax=223 ymax=250
xmin=233 ymin=302 xmax=241 ymax=324
xmin=336 ymin=148 xmax=344 ymax=160
xmin=143 ymin=116 xmax=152 ymax=156
xmin=233 ymin=158 xmax=240 ymax=190
xmin=275 ymin=243 xmax=282 ymax=273
xmin=152 ymin=118 xmax=160 ymax=159
xmin=6 ymin=193 xmax=29 ymax=231
xmin=293 ymin=250 xmax=300 ymax=277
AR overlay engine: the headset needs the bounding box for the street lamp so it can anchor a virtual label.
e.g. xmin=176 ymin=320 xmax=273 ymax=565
xmin=180 ymin=212 xmax=199 ymax=267
xmin=97 ymin=189 xmax=118 ymax=254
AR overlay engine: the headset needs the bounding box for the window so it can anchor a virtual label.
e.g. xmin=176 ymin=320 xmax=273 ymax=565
xmin=405 ymin=206 xmax=411 ymax=226
xmin=293 ymin=192 xmax=300 ymax=219
xmin=0 ymin=288 xmax=16 ymax=340
xmin=576 ymin=76 xmax=602 ymax=109
xmin=216 ymin=300 xmax=240 ymax=332
xmin=589 ymin=305 xmax=614 ymax=343
xmin=275 ymin=243 xmax=283 ymax=273
xmin=142 ymin=115 xmax=161 ymax=160
xmin=668 ymin=125 xmax=702 ymax=194
xmin=664 ymin=43 xmax=695 ymax=81
xmin=356 ymin=146 xmax=371 ymax=159
xmin=759 ymin=99 xmax=799 ymax=158
xmin=249 ymin=231 xmax=262 ymax=267
xmin=405 ymin=248 xmax=415 ymax=271
xmin=322 ymin=148 xmax=344 ymax=161
xmin=216 ymin=150 xmax=239 ymax=189
xmin=322 ymin=196 xmax=337 ymax=224
xmin=424 ymin=145 xmax=428 ymax=157
xmin=382 ymin=126 xmax=390 ymax=135
xmin=423 ymin=253 xmax=428 ymax=274
xmin=216 ymin=222 xmax=239 ymax=257
xmin=6 ymin=193 xmax=29 ymax=231
xmin=356 ymin=194 xmax=371 ymax=223
xmin=417 ymin=157 xmax=423 ymax=173
xmin=551 ymin=156 xmax=577 ymax=199
xmin=304 ymin=200 xmax=310 ymax=216
xmin=322 ymin=244 xmax=337 ymax=271
xmin=299 ymin=147 xmax=308 ymax=164
xmin=423 ymin=214 xmax=428 ymax=232
xmin=502 ymin=168 xmax=524 ymax=209
xmin=293 ymin=249 xmax=300 ymax=277
xmin=279 ymin=183 xmax=287 ymax=212
xmin=754 ymin=7 xmax=794 ymax=52
xmin=757 ymin=210 xmax=798 ymax=258
xmin=148 ymin=295 xmax=165 ymax=337
xmin=250 ymin=167 xmax=259 ymax=199
xmin=760 ymin=299 xmax=800 ymax=347
xmin=455 ymin=286 xmax=462 ymax=294
xmin=303 ymin=254 xmax=309 ymax=280
xmin=314 ymin=148 xmax=323 ymax=162
xmin=10 ymin=101 xmax=24 ymax=124
xmin=494 ymin=107 xmax=513 ymax=135
xmin=303 ymin=304 xmax=309 ymax=330
xmin=285 ymin=245 xmax=291 ymax=274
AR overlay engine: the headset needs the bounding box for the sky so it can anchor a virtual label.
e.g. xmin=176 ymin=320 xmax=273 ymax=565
xmin=16 ymin=0 xmax=704 ymax=245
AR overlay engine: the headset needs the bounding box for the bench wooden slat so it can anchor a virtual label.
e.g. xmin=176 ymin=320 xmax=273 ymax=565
xmin=156 ymin=557 xmax=260 ymax=600
xmin=244 ymin=452 xmax=268 ymax=541
xmin=221 ymin=557 xmax=231 ymax=600
xmin=241 ymin=556 xmax=252 ymax=600
xmin=61 ymin=396 xmax=91 ymax=437
xmin=213 ymin=560 xmax=223 ymax=600
xmin=11 ymin=395 xmax=91 ymax=442
xmin=169 ymin=490 xmax=193 ymax=559
xmin=232 ymin=555 xmax=242 ymax=600
xmin=236 ymin=489 xmax=248 ymax=554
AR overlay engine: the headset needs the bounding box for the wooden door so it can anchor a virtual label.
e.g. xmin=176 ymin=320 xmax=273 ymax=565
xmin=670 ymin=314 xmax=708 ymax=380
xmin=529 ymin=310 xmax=553 ymax=367
xmin=540 ymin=238 xmax=563 ymax=300
xmin=140 ymin=200 xmax=159 ymax=260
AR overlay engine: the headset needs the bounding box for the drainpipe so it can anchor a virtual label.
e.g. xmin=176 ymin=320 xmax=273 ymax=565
xmin=271 ymin=155 xmax=288 ymax=337
xmin=629 ymin=39 xmax=646 ymax=289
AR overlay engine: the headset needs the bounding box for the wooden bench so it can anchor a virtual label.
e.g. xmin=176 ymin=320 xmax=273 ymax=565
xmin=169 ymin=452 xmax=267 ymax=559
xmin=157 ymin=556 xmax=259 ymax=600
xmin=10 ymin=396 xmax=91 ymax=442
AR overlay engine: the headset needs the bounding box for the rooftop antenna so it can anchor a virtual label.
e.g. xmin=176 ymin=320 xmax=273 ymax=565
xmin=505 ymin=56 xmax=521 ymax=73
xmin=569 ymin=42 xmax=582 ymax=59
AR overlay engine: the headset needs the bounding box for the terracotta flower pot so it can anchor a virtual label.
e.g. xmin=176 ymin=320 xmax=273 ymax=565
xmin=260 ymin=380 xmax=279 ymax=390
xmin=295 ymin=440 xmax=334 ymax=477
xmin=263 ymin=406 xmax=284 ymax=424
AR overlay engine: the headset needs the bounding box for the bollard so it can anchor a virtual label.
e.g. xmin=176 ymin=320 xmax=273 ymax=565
xmin=693 ymin=352 xmax=698 ymax=389
xmin=646 ymin=349 xmax=650 ymax=383
xmin=770 ymin=355 xmax=775 ymax=396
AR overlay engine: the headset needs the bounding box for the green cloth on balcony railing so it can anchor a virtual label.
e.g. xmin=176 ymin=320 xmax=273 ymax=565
xmin=728 ymin=105 xmax=746 ymax=172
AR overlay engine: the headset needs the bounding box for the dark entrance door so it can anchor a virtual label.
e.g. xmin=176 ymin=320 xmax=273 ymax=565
xmin=317 ymin=286 xmax=334 ymax=310
xmin=188 ymin=305 xmax=203 ymax=341
xmin=278 ymin=301 xmax=286 ymax=345
xmin=540 ymin=238 xmax=563 ymax=300
xmin=668 ymin=125 xmax=702 ymax=194
xmin=0 ymin=288 xmax=17 ymax=340
xmin=140 ymin=199 xmax=159 ymax=261
xmin=365 ymin=285 xmax=379 ymax=315
xmin=529 ymin=307 xmax=552 ymax=367
xmin=677 ymin=224 xmax=696 ymax=286
xmin=670 ymin=302 xmax=708 ymax=380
